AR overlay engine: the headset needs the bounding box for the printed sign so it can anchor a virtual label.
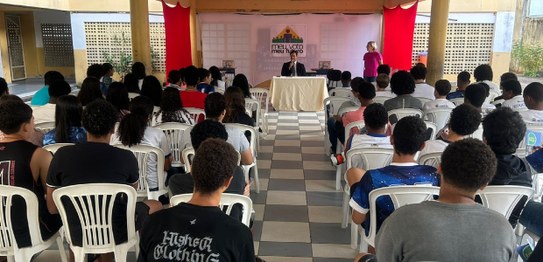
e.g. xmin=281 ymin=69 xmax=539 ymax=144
xmin=271 ymin=25 xmax=306 ymax=57
xmin=526 ymin=130 xmax=542 ymax=147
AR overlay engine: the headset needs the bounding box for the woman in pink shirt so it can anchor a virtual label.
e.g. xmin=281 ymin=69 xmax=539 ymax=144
xmin=363 ymin=41 xmax=383 ymax=82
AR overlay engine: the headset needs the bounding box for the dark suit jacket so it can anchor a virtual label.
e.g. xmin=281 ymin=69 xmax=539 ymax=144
xmin=281 ymin=61 xmax=306 ymax=76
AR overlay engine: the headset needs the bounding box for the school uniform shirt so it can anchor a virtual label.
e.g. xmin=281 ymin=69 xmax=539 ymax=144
xmin=33 ymin=103 xmax=56 ymax=124
xmin=412 ymin=83 xmax=435 ymax=100
xmin=520 ymin=110 xmax=543 ymax=124
xmin=423 ymin=98 xmax=455 ymax=112
xmin=502 ymin=95 xmax=528 ymax=112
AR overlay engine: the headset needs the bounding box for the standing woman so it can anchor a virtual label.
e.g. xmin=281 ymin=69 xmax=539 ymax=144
xmin=43 ymin=95 xmax=86 ymax=145
xmin=363 ymin=41 xmax=383 ymax=83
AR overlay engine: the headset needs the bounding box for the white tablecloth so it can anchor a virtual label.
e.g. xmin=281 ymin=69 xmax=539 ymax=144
xmin=270 ymin=77 xmax=328 ymax=111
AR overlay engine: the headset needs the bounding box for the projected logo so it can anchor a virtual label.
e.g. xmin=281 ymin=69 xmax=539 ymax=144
xmin=271 ymin=25 xmax=306 ymax=57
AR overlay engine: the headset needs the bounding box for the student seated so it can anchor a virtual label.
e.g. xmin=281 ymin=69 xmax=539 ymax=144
xmin=383 ymin=71 xmax=423 ymax=112
xmin=31 ymin=71 xmax=64 ymax=106
xmin=0 ymin=100 xmax=62 ymax=248
xmin=375 ymin=73 xmax=393 ymax=98
xmin=341 ymin=70 xmax=352 ymax=87
xmin=180 ymin=65 xmax=207 ymax=109
xmin=138 ymin=138 xmax=255 ymax=262
xmin=446 ymin=71 xmax=470 ymax=100
xmin=33 ymin=80 xmax=72 ymax=124
xmin=500 ymin=79 xmax=527 ymax=111
xmin=410 ymin=64 xmax=435 ymax=100
xmin=474 ymin=64 xmax=500 ymax=94
xmin=464 ymin=83 xmax=489 ymax=114
xmin=346 ymin=116 xmax=439 ymax=245
xmin=520 ymin=82 xmax=543 ymax=123
xmin=196 ymin=67 xmax=214 ymax=94
xmin=371 ymin=139 xmax=516 ymax=262
xmin=420 ymin=104 xmax=481 ymax=155
xmin=43 ymin=95 xmax=86 ymax=146
xmin=423 ymin=79 xmax=455 ymax=111
xmin=153 ymin=87 xmax=194 ymax=126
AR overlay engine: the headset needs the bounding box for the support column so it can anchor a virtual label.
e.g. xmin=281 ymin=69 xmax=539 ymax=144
xmin=130 ymin=0 xmax=152 ymax=75
xmin=426 ymin=0 xmax=450 ymax=86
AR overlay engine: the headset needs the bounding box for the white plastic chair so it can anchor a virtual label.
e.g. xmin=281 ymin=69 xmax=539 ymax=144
xmin=128 ymin=92 xmax=139 ymax=101
xmin=424 ymin=108 xmax=452 ymax=132
xmin=342 ymin=147 xmax=394 ymax=229
xmin=323 ymin=96 xmax=351 ymax=155
xmin=424 ymin=121 xmax=437 ymax=141
xmin=388 ymin=108 xmax=423 ymax=123
xmin=185 ymin=107 xmax=206 ymax=124
xmin=476 ymin=185 xmax=535 ymax=220
xmin=362 ymin=185 xmax=440 ymax=248
xmin=181 ymin=147 xmax=195 ymax=173
xmin=43 ymin=143 xmax=75 ymax=154
xmin=415 ymin=97 xmax=433 ymax=105
xmin=170 ymin=193 xmax=253 ymax=227
xmin=330 ymin=88 xmax=352 ymax=98
xmin=373 ymin=96 xmax=390 ymax=105
xmin=34 ymin=121 xmax=55 ymax=134
xmin=224 ymin=123 xmax=260 ymax=193
xmin=418 ymin=152 xmax=442 ymax=168
xmin=250 ymin=88 xmax=270 ymax=133
xmin=334 ymin=120 xmax=365 ymax=191
xmin=245 ymin=98 xmax=262 ymax=150
xmin=52 ymin=183 xmax=138 ymax=262
xmin=155 ymin=122 xmax=192 ymax=168
xmin=468 ymin=124 xmax=484 ymax=140
xmin=0 ymin=185 xmax=67 ymax=262
xmin=449 ymin=98 xmax=464 ymax=106
xmin=114 ymin=144 xmax=167 ymax=200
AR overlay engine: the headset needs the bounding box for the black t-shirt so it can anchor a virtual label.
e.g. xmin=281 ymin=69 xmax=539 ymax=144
xmin=138 ymin=202 xmax=255 ymax=262
xmin=0 ymin=140 xmax=62 ymax=247
xmin=46 ymin=142 xmax=140 ymax=245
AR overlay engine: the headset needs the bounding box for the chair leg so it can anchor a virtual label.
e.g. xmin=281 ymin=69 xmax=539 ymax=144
xmin=72 ymin=248 xmax=85 ymax=262
xmin=342 ymin=191 xmax=350 ymax=228
xmin=335 ymin=165 xmax=342 ymax=191
xmin=6 ymin=256 xmax=14 ymax=262
xmin=358 ymin=234 xmax=368 ymax=252
xmin=56 ymin=236 xmax=68 ymax=262
xmin=351 ymin=221 xmax=359 ymax=249
xmin=114 ymin=249 xmax=128 ymax=262
xmin=252 ymin=165 xmax=260 ymax=194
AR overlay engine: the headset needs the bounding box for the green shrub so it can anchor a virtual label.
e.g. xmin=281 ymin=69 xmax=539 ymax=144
xmin=512 ymin=42 xmax=543 ymax=77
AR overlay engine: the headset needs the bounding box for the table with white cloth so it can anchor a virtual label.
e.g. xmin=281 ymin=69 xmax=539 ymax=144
xmin=269 ymin=76 xmax=329 ymax=111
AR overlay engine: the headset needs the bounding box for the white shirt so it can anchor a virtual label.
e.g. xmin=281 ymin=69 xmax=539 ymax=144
xmin=33 ymin=103 xmax=56 ymax=124
xmin=412 ymin=83 xmax=435 ymax=100
xmin=423 ymin=98 xmax=455 ymax=112
xmin=180 ymin=123 xmax=250 ymax=154
xmin=419 ymin=139 xmax=449 ymax=156
xmin=520 ymin=110 xmax=543 ymax=124
xmin=501 ymin=95 xmax=528 ymax=112
xmin=376 ymin=90 xmax=395 ymax=98
xmin=347 ymin=134 xmax=392 ymax=169
xmin=482 ymin=80 xmax=500 ymax=94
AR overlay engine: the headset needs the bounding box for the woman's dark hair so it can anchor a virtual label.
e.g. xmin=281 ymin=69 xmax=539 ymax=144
xmin=78 ymin=77 xmax=104 ymax=106
xmin=140 ymin=75 xmax=163 ymax=106
xmin=106 ymin=82 xmax=129 ymax=111
xmin=102 ymin=63 xmax=113 ymax=73
xmin=159 ymin=87 xmax=190 ymax=123
xmin=54 ymin=95 xmax=82 ymax=143
xmin=124 ymin=73 xmax=140 ymax=93
xmin=119 ymin=96 xmax=153 ymax=147
xmin=44 ymin=71 xmax=64 ymax=86
xmin=209 ymin=66 xmax=222 ymax=87
xmin=132 ymin=62 xmax=146 ymax=80
xmin=198 ymin=68 xmax=211 ymax=82
xmin=232 ymin=74 xmax=251 ymax=98
xmin=223 ymin=86 xmax=246 ymax=123
xmin=390 ymin=70 xmax=415 ymax=95
xmin=86 ymin=64 xmax=104 ymax=79
xmin=0 ymin=77 xmax=8 ymax=95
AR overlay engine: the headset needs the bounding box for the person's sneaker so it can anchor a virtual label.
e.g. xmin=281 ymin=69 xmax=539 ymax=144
xmin=330 ymin=153 xmax=345 ymax=166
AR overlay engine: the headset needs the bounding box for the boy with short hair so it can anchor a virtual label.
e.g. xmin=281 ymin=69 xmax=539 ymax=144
xmin=447 ymin=71 xmax=470 ymax=100
xmin=521 ymin=82 xmax=543 ymax=123
xmin=501 ymin=79 xmax=528 ymax=111
xmin=423 ymin=79 xmax=455 ymax=111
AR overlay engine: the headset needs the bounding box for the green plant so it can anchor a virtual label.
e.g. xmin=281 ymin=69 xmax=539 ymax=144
xmin=150 ymin=47 xmax=159 ymax=73
xmin=512 ymin=42 xmax=543 ymax=77
xmin=102 ymin=32 xmax=133 ymax=77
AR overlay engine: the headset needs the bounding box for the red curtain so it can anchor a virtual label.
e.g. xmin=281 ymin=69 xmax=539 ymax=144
xmin=162 ymin=1 xmax=192 ymax=74
xmin=382 ymin=2 xmax=418 ymax=72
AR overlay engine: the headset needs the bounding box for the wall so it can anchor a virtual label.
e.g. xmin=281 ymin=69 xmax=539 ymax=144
xmin=418 ymin=0 xmax=516 ymax=12
xmin=0 ymin=12 xmax=11 ymax=81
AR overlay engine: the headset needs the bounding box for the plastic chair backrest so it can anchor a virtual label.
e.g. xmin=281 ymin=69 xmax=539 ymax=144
xmin=330 ymin=88 xmax=352 ymax=98
xmin=155 ymin=122 xmax=192 ymax=168
xmin=324 ymin=97 xmax=351 ymax=117
xmin=245 ymin=98 xmax=261 ymax=127
xmin=250 ymin=88 xmax=270 ymax=114
xmin=52 ymin=184 xmax=137 ymax=257
xmin=388 ymin=108 xmax=423 ymax=122
xmin=34 ymin=121 xmax=55 ymax=134
xmin=373 ymin=96 xmax=390 ymax=105
xmin=488 ymin=90 xmax=500 ymax=101
xmin=415 ymin=97 xmax=433 ymax=105
xmin=338 ymin=106 xmax=359 ymax=117
xmin=467 ymin=124 xmax=483 ymax=140
xmin=224 ymin=123 xmax=257 ymax=158
xmin=43 ymin=143 xmax=75 ymax=154
xmin=476 ymin=185 xmax=534 ymax=220
xmin=364 ymin=185 xmax=440 ymax=246
xmin=344 ymin=120 xmax=365 ymax=141
xmin=114 ymin=144 xmax=166 ymax=200
xmin=424 ymin=108 xmax=452 ymax=132
xmin=418 ymin=152 xmax=442 ymax=168
xmin=424 ymin=121 xmax=437 ymax=141
xmin=185 ymin=107 xmax=206 ymax=124
xmin=345 ymin=147 xmax=393 ymax=170
xmin=181 ymin=147 xmax=195 ymax=173
xmin=449 ymin=98 xmax=464 ymax=106
xmin=170 ymin=193 xmax=253 ymax=227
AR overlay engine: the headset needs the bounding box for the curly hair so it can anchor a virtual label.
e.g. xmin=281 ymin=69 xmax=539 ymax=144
xmin=409 ymin=64 xmax=427 ymax=80
xmin=364 ymin=103 xmax=388 ymax=130
xmin=464 ymin=83 xmax=487 ymax=108
xmin=524 ymin=82 xmax=543 ymax=103
xmin=457 ymin=71 xmax=471 ymax=84
xmin=0 ymin=100 xmax=32 ymax=134
xmin=159 ymin=87 xmax=191 ymax=124
xmin=78 ymin=77 xmax=103 ymax=106
xmin=106 ymin=82 xmax=130 ymax=111
xmin=55 ymin=95 xmax=82 ymax=143
xmin=118 ymin=96 xmax=153 ymax=147
xmin=441 ymin=138 xmax=497 ymax=191
xmin=501 ymin=79 xmax=522 ymax=96
xmin=483 ymin=107 xmax=526 ymax=154
xmin=190 ymin=119 xmax=228 ymax=150
xmin=390 ymin=70 xmax=415 ymax=96
xmin=141 ymin=75 xmax=163 ymax=107
xmin=392 ymin=116 xmax=427 ymax=155
xmin=434 ymin=80 xmax=451 ymax=96
xmin=474 ymin=64 xmax=493 ymax=82
xmin=349 ymin=77 xmax=364 ymax=93
xmin=82 ymin=99 xmax=118 ymax=137
xmin=192 ymin=138 xmax=238 ymax=194
xmin=377 ymin=64 xmax=391 ymax=75
xmin=358 ymin=82 xmax=376 ymax=100
xmin=449 ymin=104 xmax=481 ymax=136
xmin=204 ymin=93 xmax=226 ymax=119
xmin=500 ymin=72 xmax=517 ymax=84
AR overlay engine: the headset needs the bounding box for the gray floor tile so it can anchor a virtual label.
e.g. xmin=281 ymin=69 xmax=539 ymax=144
xmin=259 ymin=152 xmax=273 ymax=160
xmin=306 ymin=192 xmax=344 ymax=206
xmin=270 ymin=169 xmax=305 ymax=179
xmin=273 ymin=146 xmax=302 ymax=153
xmin=261 ymin=221 xmax=311 ymax=242
xmin=302 ymin=153 xmax=330 ymax=161
xmin=250 ymin=191 xmax=268 ymax=204
xmin=258 ymin=169 xmax=271 ymax=179
xmin=263 ymin=205 xmax=309 ymax=222
xmin=272 ymin=153 xmax=302 ymax=161
xmin=266 ymin=190 xmax=307 ymax=205
xmin=279 ymin=112 xmax=299 ymax=116
xmin=259 ymin=256 xmax=312 ymax=262
xmin=298 ymin=116 xmax=319 ymax=120
xmin=258 ymin=242 xmax=313 ymax=257
xmin=276 ymin=119 xmax=300 ymax=123
xmin=313 ymin=258 xmax=354 ymax=262
xmin=252 ymin=220 xmax=263 ymax=241
xmin=272 ymin=160 xmax=303 ymax=169
xmin=310 ymin=223 xmax=351 ymax=244
xmin=302 ymin=140 xmax=327 ymax=147
xmin=278 ymin=125 xmax=301 ymax=130
xmin=304 ymin=169 xmax=335 ymax=180
xmin=268 ymin=179 xmax=306 ymax=191
xmin=308 ymin=206 xmax=343 ymax=223
xmin=275 ymin=134 xmax=301 ymax=140
xmin=260 ymin=139 xmax=275 ymax=146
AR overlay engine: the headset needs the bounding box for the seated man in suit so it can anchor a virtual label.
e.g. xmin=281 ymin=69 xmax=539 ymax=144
xmin=281 ymin=50 xmax=306 ymax=76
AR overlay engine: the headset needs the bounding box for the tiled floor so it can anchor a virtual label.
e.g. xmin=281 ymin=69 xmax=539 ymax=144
xmin=35 ymin=110 xmax=356 ymax=261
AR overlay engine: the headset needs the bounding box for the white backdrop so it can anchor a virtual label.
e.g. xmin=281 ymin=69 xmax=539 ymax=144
xmin=199 ymin=13 xmax=382 ymax=85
